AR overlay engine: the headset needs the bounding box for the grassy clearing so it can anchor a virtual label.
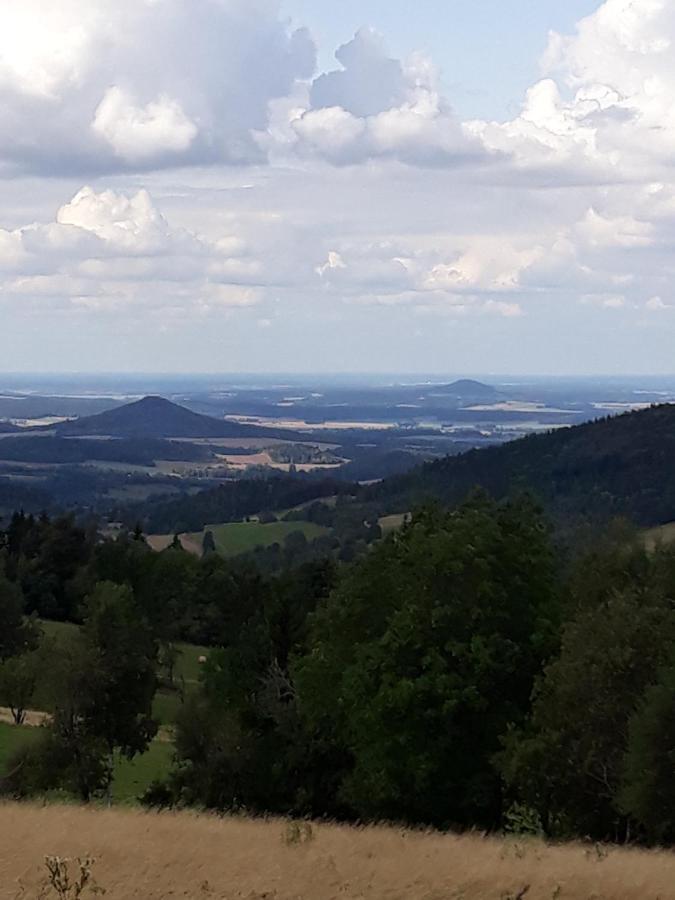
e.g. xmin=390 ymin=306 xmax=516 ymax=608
xmin=378 ymin=513 xmax=410 ymax=534
xmin=152 ymin=640 xmax=210 ymax=726
xmin=146 ymin=533 xmax=202 ymax=556
xmin=38 ymin=619 xmax=79 ymax=645
xmin=644 ymin=521 xmax=675 ymax=551
xmin=151 ymin=690 xmax=182 ymax=726
xmin=0 ymin=721 xmax=40 ymax=772
xmin=2 ymin=804 xmax=675 ymax=899
xmin=193 ymin=520 xmax=330 ymax=558
xmin=0 ymin=722 xmax=173 ymax=805
xmin=111 ymin=741 xmax=174 ymax=804
xmin=172 ymin=641 xmax=211 ymax=685
xmin=148 ymin=517 xmax=331 ymax=559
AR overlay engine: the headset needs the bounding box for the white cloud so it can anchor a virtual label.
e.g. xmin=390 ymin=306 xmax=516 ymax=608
xmin=471 ymin=0 xmax=675 ymax=180
xmin=92 ymin=88 xmax=198 ymax=163
xmin=574 ymin=208 xmax=654 ymax=249
xmin=272 ymin=29 xmax=488 ymax=167
xmin=56 ymin=187 xmax=178 ymax=253
xmin=5 ymin=1 xmax=675 ymax=373
xmin=310 ymin=28 xmax=407 ymax=119
xmin=484 ymin=300 xmax=524 ymax=317
xmin=316 ymin=251 xmax=347 ymax=277
xmin=581 ymin=292 xmax=627 ymax=309
xmin=646 ymin=295 xmax=673 ymax=311
xmin=0 ymin=0 xmax=315 ymax=173
xmin=0 ymin=186 xmax=263 ymax=316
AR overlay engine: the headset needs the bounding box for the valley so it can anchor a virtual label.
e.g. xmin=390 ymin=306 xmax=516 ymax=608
xmin=4 ymin=378 xmax=675 ymax=870
xmin=1 ymin=373 xmax=673 ymax=527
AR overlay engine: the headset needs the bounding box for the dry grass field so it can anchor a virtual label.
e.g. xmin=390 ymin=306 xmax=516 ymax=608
xmin=2 ymin=803 xmax=675 ymax=900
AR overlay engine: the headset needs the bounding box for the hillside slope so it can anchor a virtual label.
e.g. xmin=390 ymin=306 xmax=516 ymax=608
xmin=372 ymin=403 xmax=675 ymax=526
xmin=2 ymin=803 xmax=674 ymax=900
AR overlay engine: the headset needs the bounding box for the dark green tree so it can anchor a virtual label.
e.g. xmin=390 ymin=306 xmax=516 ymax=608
xmin=0 ymin=647 xmax=41 ymax=724
xmin=202 ymin=530 xmax=217 ymax=556
xmin=79 ymin=582 xmax=158 ymax=773
xmin=502 ymin=586 xmax=675 ymax=840
xmin=294 ymin=494 xmax=560 ymax=828
xmin=0 ymin=574 xmax=38 ymax=661
xmin=620 ymin=664 xmax=675 ymax=842
xmin=6 ymin=582 xmax=158 ymax=802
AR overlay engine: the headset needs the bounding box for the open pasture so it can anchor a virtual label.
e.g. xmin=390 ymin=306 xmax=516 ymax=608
xmin=148 ymin=519 xmax=330 ymax=559
xmin=197 ymin=519 xmax=330 ymax=557
xmin=0 ymin=723 xmax=173 ymax=804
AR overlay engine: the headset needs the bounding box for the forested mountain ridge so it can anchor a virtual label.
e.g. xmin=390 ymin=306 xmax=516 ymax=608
xmin=369 ymin=402 xmax=675 ymax=527
xmin=133 ymin=402 xmax=675 ymax=536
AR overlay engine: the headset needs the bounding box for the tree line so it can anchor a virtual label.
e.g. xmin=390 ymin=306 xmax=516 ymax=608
xmin=369 ymin=403 xmax=675 ymax=529
xmin=3 ymin=500 xmax=675 ymax=843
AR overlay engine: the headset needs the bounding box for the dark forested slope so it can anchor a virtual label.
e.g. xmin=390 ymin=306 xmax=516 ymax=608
xmin=126 ymin=403 xmax=675 ymax=535
xmin=369 ymin=403 xmax=675 ymax=526
xmin=136 ymin=475 xmax=349 ymax=533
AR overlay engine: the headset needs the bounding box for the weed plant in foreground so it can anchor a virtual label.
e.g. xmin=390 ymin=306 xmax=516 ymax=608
xmin=2 ymin=802 xmax=675 ymax=899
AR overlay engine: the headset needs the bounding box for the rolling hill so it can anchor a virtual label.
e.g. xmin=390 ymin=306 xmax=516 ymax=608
xmin=54 ymin=396 xmax=296 ymax=440
xmin=130 ymin=402 xmax=675 ymax=535
xmin=370 ymin=402 xmax=675 ymax=527
xmin=434 ymin=379 xmax=501 ymax=400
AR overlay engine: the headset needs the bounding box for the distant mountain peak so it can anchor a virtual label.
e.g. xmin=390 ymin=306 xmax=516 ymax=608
xmin=438 ymin=379 xmax=500 ymax=398
xmin=54 ymin=395 xmax=287 ymax=440
xmin=447 ymin=379 xmax=495 ymax=390
xmin=135 ymin=395 xmax=172 ymax=405
xmin=124 ymin=395 xmax=182 ymax=413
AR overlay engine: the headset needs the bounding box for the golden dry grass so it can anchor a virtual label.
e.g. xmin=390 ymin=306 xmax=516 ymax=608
xmin=2 ymin=803 xmax=675 ymax=899
xmin=0 ymin=708 xmax=49 ymax=728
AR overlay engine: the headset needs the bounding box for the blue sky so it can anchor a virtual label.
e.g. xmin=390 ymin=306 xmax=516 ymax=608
xmin=283 ymin=0 xmax=601 ymax=119
xmin=2 ymin=1 xmax=675 ymax=374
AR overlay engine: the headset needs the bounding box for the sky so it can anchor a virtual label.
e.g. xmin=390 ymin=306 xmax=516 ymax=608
xmin=1 ymin=0 xmax=675 ymax=375
xmin=283 ymin=0 xmax=602 ymax=120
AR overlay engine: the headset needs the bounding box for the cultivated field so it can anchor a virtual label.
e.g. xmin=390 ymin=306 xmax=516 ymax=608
xmin=1 ymin=803 xmax=674 ymax=899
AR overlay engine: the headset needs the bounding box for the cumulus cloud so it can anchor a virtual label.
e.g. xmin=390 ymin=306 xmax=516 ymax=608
xmin=470 ymin=0 xmax=675 ymax=179
xmin=7 ymin=0 xmax=675 ymax=373
xmin=6 ymin=0 xmax=675 ymax=178
xmin=92 ymin=88 xmax=199 ymax=163
xmin=56 ymin=187 xmax=183 ymax=254
xmin=646 ymin=296 xmax=674 ymax=311
xmin=310 ymin=29 xmax=407 ymax=118
xmin=314 ymin=236 xmax=538 ymax=316
xmin=268 ymin=29 xmax=488 ymax=167
xmin=0 ymin=0 xmax=315 ymax=174
xmin=0 ymin=186 xmax=263 ymax=315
